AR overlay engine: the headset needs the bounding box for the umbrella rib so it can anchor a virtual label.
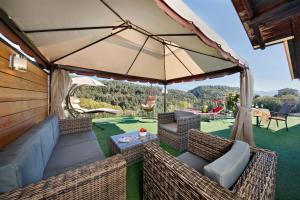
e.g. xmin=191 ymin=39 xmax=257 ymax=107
xmin=99 ymin=0 xmax=126 ymax=23
xmin=132 ymin=26 xmax=230 ymax=63
xmin=167 ymin=43 xmax=230 ymax=62
xmin=23 ymin=25 xmax=128 ymax=33
xmin=126 ymin=36 xmax=150 ymax=76
xmin=165 ymin=45 xmax=193 ymax=76
xmin=52 ymin=27 xmax=128 ymax=63
xmin=151 ymin=33 xmax=197 ymax=36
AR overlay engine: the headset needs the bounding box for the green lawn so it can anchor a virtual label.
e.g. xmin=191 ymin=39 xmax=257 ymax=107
xmin=93 ymin=116 xmax=300 ymax=200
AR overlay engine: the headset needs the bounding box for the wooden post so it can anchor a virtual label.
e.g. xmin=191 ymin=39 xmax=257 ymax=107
xmin=163 ymin=84 xmax=167 ymax=112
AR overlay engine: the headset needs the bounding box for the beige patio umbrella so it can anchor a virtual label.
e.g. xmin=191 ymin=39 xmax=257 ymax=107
xmin=0 ymin=0 xmax=254 ymax=144
xmin=0 ymin=0 xmax=248 ymax=83
xmin=71 ymin=76 xmax=106 ymax=87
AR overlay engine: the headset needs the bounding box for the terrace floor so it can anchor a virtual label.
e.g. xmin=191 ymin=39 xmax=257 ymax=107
xmin=92 ymin=116 xmax=300 ymax=200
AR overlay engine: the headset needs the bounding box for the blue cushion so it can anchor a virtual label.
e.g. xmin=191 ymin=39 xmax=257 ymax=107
xmin=0 ymin=116 xmax=60 ymax=193
xmin=203 ymin=140 xmax=250 ymax=188
xmin=50 ymin=115 xmax=60 ymax=144
xmin=0 ymin=128 xmax=44 ymax=192
xmin=34 ymin=118 xmax=55 ymax=166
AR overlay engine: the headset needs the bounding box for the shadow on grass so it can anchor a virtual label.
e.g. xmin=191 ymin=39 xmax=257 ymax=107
xmin=93 ymin=122 xmax=125 ymax=156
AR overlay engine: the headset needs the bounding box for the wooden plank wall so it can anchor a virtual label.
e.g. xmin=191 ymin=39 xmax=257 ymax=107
xmin=0 ymin=41 xmax=49 ymax=149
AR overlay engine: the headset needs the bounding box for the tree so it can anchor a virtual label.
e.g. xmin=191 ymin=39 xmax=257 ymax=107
xmin=226 ymin=92 xmax=240 ymax=117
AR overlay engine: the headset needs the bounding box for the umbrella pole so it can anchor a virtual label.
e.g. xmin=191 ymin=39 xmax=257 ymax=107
xmin=163 ymin=84 xmax=167 ymax=112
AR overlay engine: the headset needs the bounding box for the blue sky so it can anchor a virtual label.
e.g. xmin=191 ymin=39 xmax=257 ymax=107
xmin=167 ymin=0 xmax=299 ymax=92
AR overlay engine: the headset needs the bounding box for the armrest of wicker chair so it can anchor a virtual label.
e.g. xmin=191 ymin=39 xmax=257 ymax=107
xmin=143 ymin=142 xmax=233 ymax=200
xmin=0 ymin=154 xmax=127 ymax=200
xmin=176 ymin=115 xmax=200 ymax=134
xmin=144 ymin=136 xmax=278 ymax=200
xmin=59 ymin=117 xmax=92 ymax=135
xmin=157 ymin=112 xmax=175 ymax=124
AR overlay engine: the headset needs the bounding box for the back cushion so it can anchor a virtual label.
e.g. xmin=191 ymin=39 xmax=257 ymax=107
xmin=0 ymin=116 xmax=58 ymax=192
xmin=203 ymin=140 xmax=250 ymax=188
xmin=50 ymin=115 xmax=60 ymax=144
xmin=35 ymin=117 xmax=56 ymax=166
xmin=0 ymin=128 xmax=44 ymax=192
xmin=174 ymin=110 xmax=194 ymax=121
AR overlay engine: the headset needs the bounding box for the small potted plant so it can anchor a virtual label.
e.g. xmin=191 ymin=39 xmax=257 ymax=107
xmin=139 ymin=128 xmax=147 ymax=137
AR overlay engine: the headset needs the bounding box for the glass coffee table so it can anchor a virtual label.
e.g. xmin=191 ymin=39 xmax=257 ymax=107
xmin=109 ymin=131 xmax=159 ymax=165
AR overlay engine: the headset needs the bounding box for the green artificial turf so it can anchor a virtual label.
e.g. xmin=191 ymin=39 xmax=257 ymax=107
xmin=93 ymin=116 xmax=300 ymax=200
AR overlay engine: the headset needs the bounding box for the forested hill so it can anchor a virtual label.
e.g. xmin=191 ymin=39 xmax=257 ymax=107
xmin=74 ymin=80 xmax=240 ymax=114
xmin=73 ymin=79 xmax=300 ymax=115
xmin=189 ymin=85 xmax=239 ymax=100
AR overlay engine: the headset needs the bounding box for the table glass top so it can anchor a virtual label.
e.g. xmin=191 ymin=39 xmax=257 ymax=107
xmin=110 ymin=131 xmax=158 ymax=150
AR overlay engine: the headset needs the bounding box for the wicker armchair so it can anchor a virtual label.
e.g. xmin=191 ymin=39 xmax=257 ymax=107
xmin=158 ymin=111 xmax=200 ymax=151
xmin=0 ymin=118 xmax=127 ymax=200
xmin=144 ymin=129 xmax=277 ymax=200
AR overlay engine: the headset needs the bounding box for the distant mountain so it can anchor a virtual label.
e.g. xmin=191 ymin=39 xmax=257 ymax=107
xmin=254 ymin=90 xmax=277 ymax=97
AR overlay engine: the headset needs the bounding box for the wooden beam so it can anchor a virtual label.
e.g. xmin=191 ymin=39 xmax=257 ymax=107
xmin=252 ymin=25 xmax=265 ymax=49
xmin=287 ymin=16 xmax=300 ymax=79
xmin=232 ymin=0 xmax=254 ymax=21
xmin=248 ymin=1 xmax=300 ymax=27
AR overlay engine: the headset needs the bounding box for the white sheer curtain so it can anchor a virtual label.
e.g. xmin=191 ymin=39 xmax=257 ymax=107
xmin=50 ymin=69 xmax=72 ymax=119
xmin=231 ymin=68 xmax=255 ymax=146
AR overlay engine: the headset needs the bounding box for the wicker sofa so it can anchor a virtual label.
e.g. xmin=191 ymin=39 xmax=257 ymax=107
xmin=144 ymin=129 xmax=277 ymax=200
xmin=0 ymin=116 xmax=126 ymax=200
xmin=158 ymin=111 xmax=200 ymax=151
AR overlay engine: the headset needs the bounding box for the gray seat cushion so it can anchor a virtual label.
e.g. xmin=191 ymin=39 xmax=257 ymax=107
xmin=43 ymin=131 xmax=105 ymax=178
xmin=177 ymin=152 xmax=209 ymax=173
xmin=203 ymin=140 xmax=250 ymax=188
xmin=159 ymin=123 xmax=177 ymax=133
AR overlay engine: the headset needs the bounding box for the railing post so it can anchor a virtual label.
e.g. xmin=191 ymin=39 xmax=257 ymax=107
xmin=163 ymin=84 xmax=167 ymax=112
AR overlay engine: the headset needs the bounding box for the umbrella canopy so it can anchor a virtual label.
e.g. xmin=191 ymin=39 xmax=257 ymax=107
xmin=71 ymin=76 xmax=106 ymax=87
xmin=0 ymin=0 xmax=248 ymax=84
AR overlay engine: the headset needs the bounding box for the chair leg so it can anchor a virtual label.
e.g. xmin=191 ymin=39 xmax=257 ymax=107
xmin=276 ymin=120 xmax=279 ymax=127
xmin=267 ymin=119 xmax=271 ymax=130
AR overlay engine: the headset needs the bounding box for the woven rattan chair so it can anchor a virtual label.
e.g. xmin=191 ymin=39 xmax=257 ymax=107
xmin=158 ymin=111 xmax=200 ymax=151
xmin=144 ymin=129 xmax=277 ymax=200
xmin=0 ymin=118 xmax=127 ymax=200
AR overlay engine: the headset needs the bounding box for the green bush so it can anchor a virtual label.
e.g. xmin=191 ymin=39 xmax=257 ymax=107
xmin=79 ymin=98 xmax=122 ymax=110
xmin=253 ymin=96 xmax=281 ymax=111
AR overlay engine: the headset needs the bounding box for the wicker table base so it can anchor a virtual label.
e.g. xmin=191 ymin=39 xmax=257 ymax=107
xmin=109 ymin=131 xmax=159 ymax=165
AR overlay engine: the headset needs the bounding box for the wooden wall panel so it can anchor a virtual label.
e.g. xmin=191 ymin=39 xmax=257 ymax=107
xmin=0 ymin=41 xmax=49 ymax=149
